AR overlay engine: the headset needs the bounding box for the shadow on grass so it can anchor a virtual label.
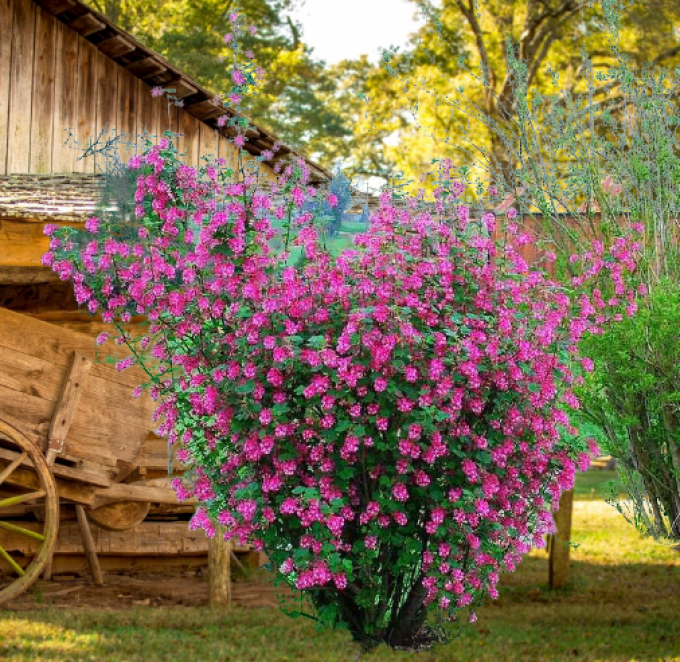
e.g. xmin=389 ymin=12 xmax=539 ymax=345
xmin=1 ymin=556 xmax=678 ymax=662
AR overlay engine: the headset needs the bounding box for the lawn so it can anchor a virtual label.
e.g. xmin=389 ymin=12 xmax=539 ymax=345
xmin=1 ymin=471 xmax=678 ymax=662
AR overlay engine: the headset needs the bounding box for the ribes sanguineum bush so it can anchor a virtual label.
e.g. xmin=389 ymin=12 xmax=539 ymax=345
xmin=44 ymin=140 xmax=642 ymax=653
xmin=41 ymin=10 xmax=645 ymax=656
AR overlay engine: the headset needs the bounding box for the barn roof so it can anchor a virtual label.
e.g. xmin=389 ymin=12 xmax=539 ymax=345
xmin=30 ymin=0 xmax=332 ymax=185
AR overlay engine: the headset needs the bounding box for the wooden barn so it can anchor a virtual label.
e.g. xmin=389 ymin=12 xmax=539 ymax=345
xmin=0 ymin=0 xmax=331 ymax=597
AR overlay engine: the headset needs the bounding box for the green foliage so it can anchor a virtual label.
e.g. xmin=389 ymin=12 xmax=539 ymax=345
xmin=82 ymin=0 xmax=352 ymax=156
xmin=576 ymin=278 xmax=680 ymax=541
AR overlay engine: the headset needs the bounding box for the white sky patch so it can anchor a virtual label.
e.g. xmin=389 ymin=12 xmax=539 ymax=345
xmin=289 ymin=0 xmax=428 ymax=67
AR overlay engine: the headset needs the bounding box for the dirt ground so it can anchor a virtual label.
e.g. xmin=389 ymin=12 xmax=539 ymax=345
xmin=4 ymin=569 xmax=296 ymax=612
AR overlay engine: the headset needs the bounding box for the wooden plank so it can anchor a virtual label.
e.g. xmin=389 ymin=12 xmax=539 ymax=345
xmin=52 ymin=17 xmax=79 ymax=173
xmin=176 ymin=108 xmax=200 ymax=173
xmin=67 ymin=13 xmax=106 ymax=38
xmin=97 ymin=35 xmax=136 ymax=60
xmin=136 ymin=78 xmax=155 ymax=156
xmin=0 ymin=462 xmax=96 ymax=505
xmin=0 ymin=0 xmax=15 ymax=175
xmin=34 ymin=0 xmax=75 ymax=13
xmin=7 ymin=0 xmax=35 ymax=174
xmin=92 ymin=481 xmax=194 ymax=505
xmin=115 ymin=66 xmax=138 ymax=171
xmin=94 ymin=49 xmax=118 ymax=174
xmin=34 ymin=555 xmax=209 ymax=576
xmin=163 ymin=77 xmax=197 ymax=100
xmin=0 ymin=306 xmax=162 ymax=392
xmin=73 ymin=34 xmax=98 ymax=173
xmin=29 ymin=3 xmax=56 ymax=173
xmin=217 ymin=131 xmax=235 ymax=177
xmin=47 ymin=351 xmax=92 ymax=459
xmin=0 ymin=266 xmax=60 ymax=284
xmin=135 ymin=437 xmax=186 ymax=471
xmin=0 ymin=380 xmax=147 ymax=465
xmin=125 ymin=57 xmax=167 ymax=79
xmin=149 ymin=82 xmax=163 ymax=148
xmin=0 ymin=447 xmax=111 ymax=487
xmin=198 ymin=122 xmax=218 ymax=173
xmin=0 ymin=520 xmax=253 ymax=557
xmin=187 ymin=99 xmax=223 ymax=122
xmin=0 ymin=218 xmax=64 ymax=268
xmin=159 ymin=102 xmax=180 ymax=149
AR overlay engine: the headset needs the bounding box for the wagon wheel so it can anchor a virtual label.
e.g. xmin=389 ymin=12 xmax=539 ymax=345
xmin=0 ymin=419 xmax=59 ymax=605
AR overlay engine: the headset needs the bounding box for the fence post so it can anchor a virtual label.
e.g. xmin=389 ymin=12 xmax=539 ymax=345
xmin=208 ymin=526 xmax=231 ymax=607
xmin=549 ymin=488 xmax=575 ymax=589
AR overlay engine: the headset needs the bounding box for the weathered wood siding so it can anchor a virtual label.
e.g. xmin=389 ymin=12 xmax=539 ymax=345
xmin=1 ymin=0 xmax=278 ymax=184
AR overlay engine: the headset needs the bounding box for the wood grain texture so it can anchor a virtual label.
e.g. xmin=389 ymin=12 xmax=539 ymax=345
xmin=0 ymin=0 xmax=14 ymax=175
xmin=30 ymin=5 xmax=56 ymax=174
xmin=75 ymin=503 xmax=103 ymax=585
xmin=73 ymin=35 xmax=98 ymax=173
xmin=136 ymin=77 xmax=155 ymax=155
xmin=208 ymin=526 xmax=231 ymax=607
xmin=115 ymin=66 xmax=138 ymax=170
xmin=7 ymin=0 xmax=35 ymax=174
xmin=198 ymin=121 xmax=218 ymax=173
xmin=176 ymin=109 xmax=200 ymax=173
xmin=94 ymin=49 xmax=118 ymax=173
xmin=52 ymin=18 xmax=79 ymax=173
xmin=47 ymin=351 xmax=92 ymax=451
xmin=0 ymin=520 xmax=215 ymax=556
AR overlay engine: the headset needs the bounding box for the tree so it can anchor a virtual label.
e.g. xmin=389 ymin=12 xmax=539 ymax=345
xmin=321 ymin=0 xmax=680 ymax=197
xmin=82 ymin=0 xmax=353 ymax=156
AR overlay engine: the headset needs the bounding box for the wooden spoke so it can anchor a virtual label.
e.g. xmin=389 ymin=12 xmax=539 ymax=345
xmin=0 ymin=452 xmax=27 ymax=487
xmin=0 ymin=491 xmax=47 ymax=509
xmin=0 ymin=544 xmax=25 ymax=577
xmin=0 ymin=419 xmax=59 ymax=605
xmin=0 ymin=521 xmax=46 ymax=542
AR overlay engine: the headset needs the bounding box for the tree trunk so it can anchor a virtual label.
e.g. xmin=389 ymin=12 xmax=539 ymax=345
xmin=386 ymin=578 xmax=430 ymax=649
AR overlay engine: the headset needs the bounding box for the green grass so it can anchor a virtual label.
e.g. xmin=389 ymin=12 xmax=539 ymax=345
xmin=1 ymin=471 xmax=678 ymax=662
xmin=573 ymin=469 xmax=627 ymax=501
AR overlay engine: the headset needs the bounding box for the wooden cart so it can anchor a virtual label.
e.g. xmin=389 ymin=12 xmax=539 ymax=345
xmin=0 ymin=306 xmax=191 ymax=605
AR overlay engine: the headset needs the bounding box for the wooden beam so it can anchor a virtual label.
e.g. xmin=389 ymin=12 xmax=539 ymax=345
xmin=125 ymin=57 xmax=167 ymax=79
xmin=0 ymin=266 xmax=61 ymax=285
xmin=46 ymin=351 xmax=92 ymax=463
xmin=97 ymin=35 xmax=136 ymax=59
xmin=208 ymin=526 xmax=231 ymax=607
xmin=549 ymin=488 xmax=574 ymax=589
xmin=67 ymin=13 xmax=106 ymax=38
xmin=75 ymin=504 xmax=104 ymax=585
xmin=0 ymin=447 xmax=111 ymax=488
xmin=0 ymin=461 xmax=96 ymax=506
xmin=93 ymin=480 xmax=196 ymax=506
xmin=163 ymin=78 xmax=198 ymax=99
xmin=34 ymin=0 xmax=76 ymax=16
xmin=185 ymin=99 xmax=224 ymax=122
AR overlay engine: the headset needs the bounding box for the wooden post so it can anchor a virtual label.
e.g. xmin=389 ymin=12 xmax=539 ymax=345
xmin=549 ymin=488 xmax=575 ymax=589
xmin=75 ymin=504 xmax=104 ymax=586
xmin=208 ymin=526 xmax=231 ymax=607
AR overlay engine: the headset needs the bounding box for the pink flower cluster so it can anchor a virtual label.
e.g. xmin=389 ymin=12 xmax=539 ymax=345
xmin=41 ymin=48 xmax=645 ymax=632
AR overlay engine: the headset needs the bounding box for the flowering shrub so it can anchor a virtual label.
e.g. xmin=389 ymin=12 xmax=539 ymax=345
xmin=42 ymin=11 xmax=644 ymax=656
